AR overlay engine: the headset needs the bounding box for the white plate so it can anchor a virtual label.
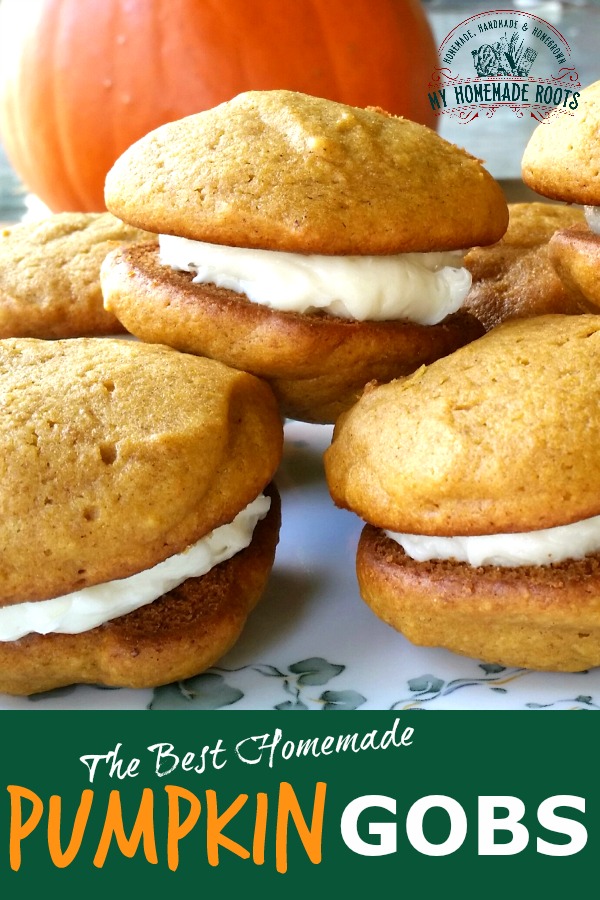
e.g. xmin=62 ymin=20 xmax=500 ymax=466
xmin=2 ymin=420 xmax=600 ymax=711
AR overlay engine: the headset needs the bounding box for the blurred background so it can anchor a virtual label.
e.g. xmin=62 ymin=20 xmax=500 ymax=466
xmin=1 ymin=0 xmax=599 ymax=224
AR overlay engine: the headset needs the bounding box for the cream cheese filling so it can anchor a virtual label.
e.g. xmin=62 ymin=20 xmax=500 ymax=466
xmin=159 ymin=235 xmax=471 ymax=326
xmin=385 ymin=512 xmax=600 ymax=568
xmin=584 ymin=206 xmax=600 ymax=236
xmin=0 ymin=494 xmax=271 ymax=642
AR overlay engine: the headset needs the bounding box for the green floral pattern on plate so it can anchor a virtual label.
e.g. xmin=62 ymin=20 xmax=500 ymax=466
xmin=149 ymin=657 xmax=366 ymax=711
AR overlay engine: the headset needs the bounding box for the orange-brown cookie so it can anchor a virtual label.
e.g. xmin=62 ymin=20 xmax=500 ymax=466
xmin=0 ymin=485 xmax=280 ymax=695
xmin=0 ymin=337 xmax=283 ymax=694
xmin=522 ymin=81 xmax=600 ymax=313
xmin=105 ymin=90 xmax=508 ymax=255
xmin=357 ymin=525 xmax=600 ymax=672
xmin=101 ymin=242 xmax=485 ymax=424
xmin=0 ymin=212 xmax=154 ymax=337
xmin=325 ymin=315 xmax=600 ymax=536
xmin=522 ymin=80 xmax=600 ymax=205
xmin=102 ymin=90 xmax=505 ymax=424
xmin=549 ymin=224 xmax=600 ymax=311
xmin=464 ymin=203 xmax=587 ymax=330
xmin=324 ymin=314 xmax=600 ymax=672
xmin=0 ymin=337 xmax=282 ymax=603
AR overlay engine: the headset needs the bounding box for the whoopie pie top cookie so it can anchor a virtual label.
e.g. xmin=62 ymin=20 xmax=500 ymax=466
xmin=105 ymin=89 xmax=508 ymax=255
xmin=0 ymin=212 xmax=154 ymax=337
xmin=325 ymin=314 xmax=600 ymax=536
xmin=521 ymin=80 xmax=600 ymax=205
xmin=0 ymin=337 xmax=283 ymax=605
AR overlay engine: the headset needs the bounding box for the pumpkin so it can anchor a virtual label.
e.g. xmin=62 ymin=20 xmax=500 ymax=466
xmin=0 ymin=0 xmax=439 ymax=212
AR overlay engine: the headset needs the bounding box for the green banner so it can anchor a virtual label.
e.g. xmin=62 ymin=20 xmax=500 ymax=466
xmin=0 ymin=712 xmax=596 ymax=895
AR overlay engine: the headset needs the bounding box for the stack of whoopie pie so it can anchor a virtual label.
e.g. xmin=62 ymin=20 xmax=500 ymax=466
xmin=0 ymin=90 xmax=523 ymax=696
xmin=100 ymin=89 xmax=508 ymax=424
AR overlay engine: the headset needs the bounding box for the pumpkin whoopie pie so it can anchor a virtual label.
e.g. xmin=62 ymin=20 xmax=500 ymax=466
xmin=463 ymin=202 xmax=587 ymax=330
xmin=100 ymin=89 xmax=507 ymax=424
xmin=522 ymin=80 xmax=600 ymax=312
xmin=0 ymin=338 xmax=282 ymax=695
xmin=0 ymin=212 xmax=153 ymax=338
xmin=324 ymin=314 xmax=600 ymax=672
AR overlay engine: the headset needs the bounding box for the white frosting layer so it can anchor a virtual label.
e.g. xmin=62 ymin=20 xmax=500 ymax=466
xmin=584 ymin=206 xmax=600 ymax=236
xmin=386 ymin=512 xmax=600 ymax=567
xmin=0 ymin=494 xmax=271 ymax=641
xmin=159 ymin=235 xmax=471 ymax=326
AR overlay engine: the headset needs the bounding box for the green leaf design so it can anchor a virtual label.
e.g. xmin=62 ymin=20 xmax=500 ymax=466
xmin=149 ymin=673 xmax=243 ymax=710
xmin=253 ymin=664 xmax=286 ymax=678
xmin=480 ymin=663 xmax=506 ymax=675
xmin=408 ymin=674 xmax=445 ymax=694
xmin=274 ymin=699 xmax=309 ymax=710
xmin=321 ymin=690 xmax=366 ymax=710
xmin=288 ymin=657 xmax=344 ymax=686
